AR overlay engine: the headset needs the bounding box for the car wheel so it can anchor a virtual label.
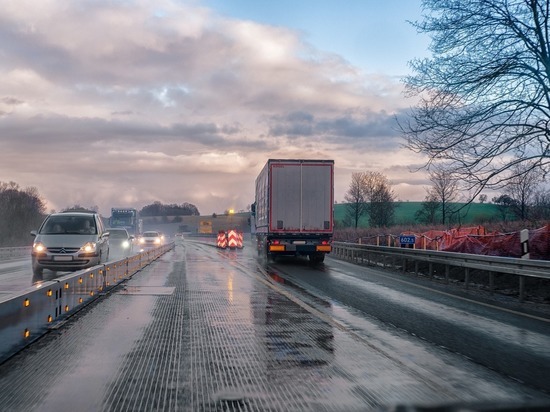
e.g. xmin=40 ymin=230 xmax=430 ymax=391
xmin=32 ymin=265 xmax=43 ymax=277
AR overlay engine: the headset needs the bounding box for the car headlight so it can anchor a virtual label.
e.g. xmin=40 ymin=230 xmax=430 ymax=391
xmin=80 ymin=242 xmax=97 ymax=253
xmin=33 ymin=242 xmax=46 ymax=253
xmin=122 ymin=240 xmax=130 ymax=248
xmin=155 ymin=237 xmax=161 ymax=244
xmin=139 ymin=238 xmax=145 ymax=244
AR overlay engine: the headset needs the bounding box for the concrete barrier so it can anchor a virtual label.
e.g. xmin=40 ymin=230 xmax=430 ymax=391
xmin=0 ymin=242 xmax=174 ymax=363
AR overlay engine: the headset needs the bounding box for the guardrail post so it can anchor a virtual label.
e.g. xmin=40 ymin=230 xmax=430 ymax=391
xmin=429 ymin=262 xmax=433 ymax=278
xmin=520 ymin=229 xmax=530 ymax=259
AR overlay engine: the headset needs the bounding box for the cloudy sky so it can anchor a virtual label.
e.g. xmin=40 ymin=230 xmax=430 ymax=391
xmin=0 ymin=0 xmax=431 ymax=216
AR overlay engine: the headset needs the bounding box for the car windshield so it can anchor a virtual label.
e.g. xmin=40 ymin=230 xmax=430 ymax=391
xmin=109 ymin=230 xmax=128 ymax=239
xmin=143 ymin=232 xmax=158 ymax=237
xmin=41 ymin=216 xmax=97 ymax=235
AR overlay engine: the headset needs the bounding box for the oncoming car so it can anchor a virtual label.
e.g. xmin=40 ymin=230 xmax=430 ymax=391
xmin=31 ymin=212 xmax=110 ymax=278
xmin=106 ymin=228 xmax=134 ymax=259
xmin=138 ymin=230 xmax=162 ymax=250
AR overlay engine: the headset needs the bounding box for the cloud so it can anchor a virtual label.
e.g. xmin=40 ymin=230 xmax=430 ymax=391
xmin=0 ymin=0 xmax=425 ymax=215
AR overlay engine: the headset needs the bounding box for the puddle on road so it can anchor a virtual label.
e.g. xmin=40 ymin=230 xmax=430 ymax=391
xmin=119 ymin=285 xmax=175 ymax=295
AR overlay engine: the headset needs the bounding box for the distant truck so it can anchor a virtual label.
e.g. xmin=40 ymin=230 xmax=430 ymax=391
xmin=252 ymin=159 xmax=334 ymax=264
xmin=109 ymin=208 xmax=141 ymax=236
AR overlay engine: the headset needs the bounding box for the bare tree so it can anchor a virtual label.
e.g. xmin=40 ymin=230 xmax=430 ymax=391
xmin=62 ymin=205 xmax=97 ymax=213
xmin=428 ymin=168 xmax=460 ymax=225
xmin=531 ymin=189 xmax=550 ymax=220
xmin=492 ymin=194 xmax=517 ymax=222
xmin=344 ymin=172 xmax=367 ymax=228
xmin=503 ymin=163 xmax=543 ymax=220
xmin=363 ymin=172 xmax=396 ymax=227
xmin=0 ymin=181 xmax=46 ymax=246
xmin=415 ymin=190 xmax=439 ymax=224
xmin=400 ymin=0 xmax=550 ymax=199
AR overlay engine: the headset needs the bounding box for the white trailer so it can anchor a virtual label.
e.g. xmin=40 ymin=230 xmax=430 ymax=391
xmin=252 ymin=159 xmax=334 ymax=264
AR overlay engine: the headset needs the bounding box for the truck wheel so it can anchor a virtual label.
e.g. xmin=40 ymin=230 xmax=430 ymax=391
xmin=309 ymin=253 xmax=325 ymax=265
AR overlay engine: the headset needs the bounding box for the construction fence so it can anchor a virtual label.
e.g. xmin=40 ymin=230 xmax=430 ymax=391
xmin=357 ymin=225 xmax=549 ymax=260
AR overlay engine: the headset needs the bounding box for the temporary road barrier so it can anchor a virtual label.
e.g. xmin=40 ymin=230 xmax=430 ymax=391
xmin=217 ymin=231 xmax=227 ymax=249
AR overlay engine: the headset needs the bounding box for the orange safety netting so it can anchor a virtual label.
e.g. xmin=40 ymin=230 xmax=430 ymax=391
xmin=401 ymin=225 xmax=549 ymax=260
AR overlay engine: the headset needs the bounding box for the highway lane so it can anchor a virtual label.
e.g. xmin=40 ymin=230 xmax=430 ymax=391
xmin=0 ymin=257 xmax=33 ymax=297
xmin=0 ymin=239 xmax=549 ymax=410
xmin=267 ymin=254 xmax=550 ymax=394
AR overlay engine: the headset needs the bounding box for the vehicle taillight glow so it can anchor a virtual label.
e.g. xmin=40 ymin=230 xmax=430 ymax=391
xmin=271 ymin=240 xmax=280 ymax=245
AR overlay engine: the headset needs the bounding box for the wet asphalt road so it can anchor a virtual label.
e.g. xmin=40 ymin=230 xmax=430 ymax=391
xmin=0 ymin=238 xmax=549 ymax=411
xmin=268 ymin=254 xmax=550 ymax=394
xmin=0 ymin=258 xmax=33 ymax=296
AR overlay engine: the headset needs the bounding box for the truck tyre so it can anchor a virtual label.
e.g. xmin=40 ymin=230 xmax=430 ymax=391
xmin=309 ymin=253 xmax=325 ymax=265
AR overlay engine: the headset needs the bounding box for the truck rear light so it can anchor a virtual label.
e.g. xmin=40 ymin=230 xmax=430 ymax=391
xmin=271 ymin=240 xmax=280 ymax=245
xmin=269 ymin=245 xmax=285 ymax=252
xmin=316 ymin=245 xmax=331 ymax=252
xmin=321 ymin=240 xmax=330 ymax=245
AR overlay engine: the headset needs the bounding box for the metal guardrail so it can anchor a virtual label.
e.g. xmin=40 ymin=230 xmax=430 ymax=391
xmin=0 ymin=242 xmax=175 ymax=364
xmin=331 ymin=241 xmax=550 ymax=302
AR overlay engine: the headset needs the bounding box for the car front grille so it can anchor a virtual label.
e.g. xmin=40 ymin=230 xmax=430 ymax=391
xmin=48 ymin=247 xmax=80 ymax=254
xmin=37 ymin=259 xmax=90 ymax=265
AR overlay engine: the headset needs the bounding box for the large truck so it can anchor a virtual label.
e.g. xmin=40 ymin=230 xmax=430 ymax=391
xmin=109 ymin=208 xmax=142 ymax=236
xmin=252 ymin=159 xmax=334 ymax=264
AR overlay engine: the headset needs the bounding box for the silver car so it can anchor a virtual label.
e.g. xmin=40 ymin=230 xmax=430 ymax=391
xmin=31 ymin=212 xmax=110 ymax=277
xmin=107 ymin=227 xmax=135 ymax=259
xmin=138 ymin=230 xmax=162 ymax=250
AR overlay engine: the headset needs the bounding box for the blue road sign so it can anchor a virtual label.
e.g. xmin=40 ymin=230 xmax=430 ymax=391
xmin=399 ymin=235 xmax=416 ymax=245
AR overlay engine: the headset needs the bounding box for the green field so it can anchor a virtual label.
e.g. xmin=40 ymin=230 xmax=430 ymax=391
xmin=143 ymin=203 xmax=502 ymax=234
xmin=334 ymin=202 xmax=501 ymax=227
